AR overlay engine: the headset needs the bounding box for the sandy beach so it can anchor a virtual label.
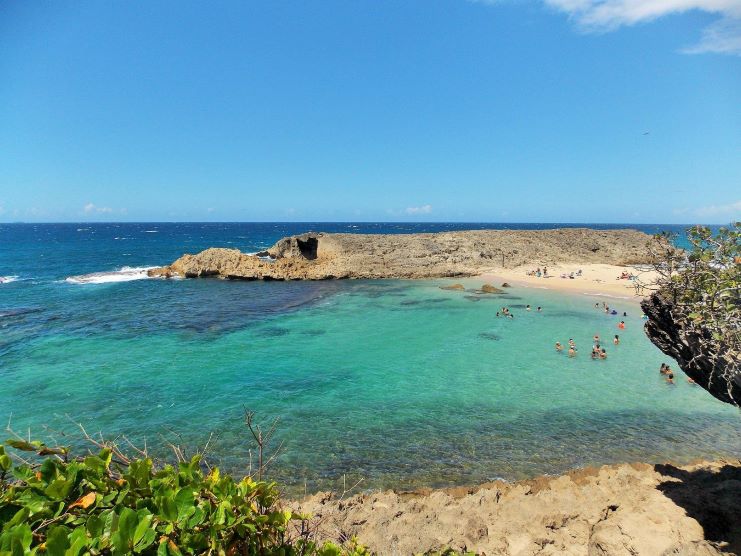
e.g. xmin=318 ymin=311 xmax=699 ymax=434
xmin=479 ymin=263 xmax=659 ymax=302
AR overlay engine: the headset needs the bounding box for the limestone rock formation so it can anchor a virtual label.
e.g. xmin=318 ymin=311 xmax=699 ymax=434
xmin=641 ymin=293 xmax=740 ymax=406
xmin=296 ymin=460 xmax=741 ymax=555
xmin=440 ymin=284 xmax=465 ymax=291
xmin=481 ymin=284 xmax=504 ymax=294
xmin=149 ymin=228 xmax=655 ymax=281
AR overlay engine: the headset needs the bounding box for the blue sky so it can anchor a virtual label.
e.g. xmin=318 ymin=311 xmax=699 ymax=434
xmin=1 ymin=1 xmax=740 ymax=224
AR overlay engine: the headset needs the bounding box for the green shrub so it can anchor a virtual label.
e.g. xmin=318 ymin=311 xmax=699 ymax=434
xmin=0 ymin=441 xmax=367 ymax=556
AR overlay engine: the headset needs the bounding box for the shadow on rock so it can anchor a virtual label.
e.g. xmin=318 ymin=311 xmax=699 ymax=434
xmin=655 ymin=463 xmax=741 ymax=554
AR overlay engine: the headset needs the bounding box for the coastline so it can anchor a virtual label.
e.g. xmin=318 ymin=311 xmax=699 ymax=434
xmin=478 ymin=262 xmax=657 ymax=304
xmin=297 ymin=458 xmax=741 ymax=555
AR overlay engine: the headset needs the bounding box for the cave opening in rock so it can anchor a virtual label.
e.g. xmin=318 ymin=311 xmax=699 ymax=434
xmin=297 ymin=236 xmax=319 ymax=260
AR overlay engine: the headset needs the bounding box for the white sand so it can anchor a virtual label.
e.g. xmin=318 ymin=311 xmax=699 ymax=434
xmin=479 ymin=263 xmax=658 ymax=302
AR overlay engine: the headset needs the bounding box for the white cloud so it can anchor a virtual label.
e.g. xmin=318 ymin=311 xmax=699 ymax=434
xmin=405 ymin=204 xmax=433 ymax=215
xmin=536 ymin=0 xmax=741 ymax=55
xmin=694 ymin=199 xmax=741 ymax=217
xmin=83 ymin=203 xmax=113 ymax=214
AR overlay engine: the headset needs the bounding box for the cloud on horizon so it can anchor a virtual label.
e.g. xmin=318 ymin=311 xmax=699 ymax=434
xmin=694 ymin=199 xmax=741 ymax=217
xmin=83 ymin=202 xmax=113 ymax=214
xmin=405 ymin=204 xmax=433 ymax=215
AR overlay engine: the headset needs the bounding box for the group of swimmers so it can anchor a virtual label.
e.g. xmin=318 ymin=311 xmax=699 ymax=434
xmin=496 ymin=304 xmax=544 ymax=319
xmin=595 ymin=301 xmax=628 ymax=318
xmin=659 ymin=363 xmax=696 ymax=385
xmin=556 ymin=332 xmax=619 ymax=359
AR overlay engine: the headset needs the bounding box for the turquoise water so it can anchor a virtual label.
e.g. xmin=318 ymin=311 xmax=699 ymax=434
xmin=2 ymin=274 xmax=739 ymax=492
xmin=1 ymin=223 xmax=738 ymax=493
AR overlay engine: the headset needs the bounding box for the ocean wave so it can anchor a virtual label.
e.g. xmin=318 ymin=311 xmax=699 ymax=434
xmin=0 ymin=276 xmax=19 ymax=284
xmin=65 ymin=266 xmax=157 ymax=285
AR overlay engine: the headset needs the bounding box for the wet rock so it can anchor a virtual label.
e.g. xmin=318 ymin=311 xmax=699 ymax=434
xmin=440 ymin=283 xmax=466 ymax=291
xmin=481 ymin=284 xmax=503 ymax=294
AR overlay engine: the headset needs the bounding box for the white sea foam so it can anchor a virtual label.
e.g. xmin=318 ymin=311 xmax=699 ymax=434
xmin=65 ymin=266 xmax=157 ymax=285
xmin=0 ymin=276 xmax=19 ymax=284
xmin=143 ymin=230 xmax=158 ymax=233
xmin=583 ymin=292 xmax=632 ymax=300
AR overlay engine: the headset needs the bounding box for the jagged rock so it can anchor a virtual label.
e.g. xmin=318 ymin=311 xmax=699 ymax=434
xmin=501 ymin=282 xmax=511 ymax=288
xmin=481 ymin=284 xmax=503 ymax=294
xmin=641 ymin=293 xmax=740 ymax=406
xmin=149 ymin=228 xmax=656 ymax=281
xmin=440 ymin=284 xmax=465 ymax=291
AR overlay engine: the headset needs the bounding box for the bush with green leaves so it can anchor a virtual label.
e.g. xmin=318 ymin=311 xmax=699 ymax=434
xmin=0 ymin=440 xmax=367 ymax=556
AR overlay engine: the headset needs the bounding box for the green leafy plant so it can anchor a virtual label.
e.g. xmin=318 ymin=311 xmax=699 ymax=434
xmin=0 ymin=439 xmax=368 ymax=556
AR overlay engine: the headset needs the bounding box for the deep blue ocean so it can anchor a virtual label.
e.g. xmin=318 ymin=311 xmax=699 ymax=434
xmin=1 ymin=222 xmax=738 ymax=492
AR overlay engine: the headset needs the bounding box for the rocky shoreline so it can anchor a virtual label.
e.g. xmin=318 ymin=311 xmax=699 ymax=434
xmin=296 ymin=459 xmax=741 ymax=555
xmin=149 ymin=228 xmax=656 ymax=280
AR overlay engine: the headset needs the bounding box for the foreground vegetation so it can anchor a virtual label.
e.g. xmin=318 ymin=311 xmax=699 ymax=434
xmin=0 ymin=438 xmax=367 ymax=556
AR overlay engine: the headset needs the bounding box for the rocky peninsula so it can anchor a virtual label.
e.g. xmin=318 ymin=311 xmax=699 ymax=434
xmin=149 ymin=228 xmax=655 ymax=280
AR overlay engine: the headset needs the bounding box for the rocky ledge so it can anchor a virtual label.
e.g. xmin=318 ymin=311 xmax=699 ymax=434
xmin=148 ymin=228 xmax=655 ymax=281
xmin=642 ymin=293 xmax=740 ymax=406
xmin=296 ymin=459 xmax=741 ymax=555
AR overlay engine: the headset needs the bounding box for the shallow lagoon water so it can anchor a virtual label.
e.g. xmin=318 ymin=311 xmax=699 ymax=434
xmin=2 ymin=277 xmax=740 ymax=493
xmin=1 ymin=223 xmax=738 ymax=493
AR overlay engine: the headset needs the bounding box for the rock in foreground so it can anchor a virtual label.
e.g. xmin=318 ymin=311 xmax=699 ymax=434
xmin=297 ymin=460 xmax=741 ymax=555
xmin=149 ymin=228 xmax=655 ymax=281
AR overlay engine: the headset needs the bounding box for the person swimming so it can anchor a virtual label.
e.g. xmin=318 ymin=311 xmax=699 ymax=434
xmin=496 ymin=311 xmax=500 ymax=317
xmin=568 ymin=346 xmax=577 ymax=357
xmin=666 ymin=372 xmax=675 ymax=384
xmin=613 ymin=334 xmax=620 ymax=345
xmin=593 ymin=334 xmax=600 ymax=343
xmin=555 ymin=342 xmax=563 ymax=352
xmin=537 ymin=306 xmax=542 ymax=312
xmin=526 ymin=305 xmax=531 ymax=311
xmin=618 ymin=321 xmax=625 ymax=329
xmin=599 ymin=348 xmax=607 ymax=359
